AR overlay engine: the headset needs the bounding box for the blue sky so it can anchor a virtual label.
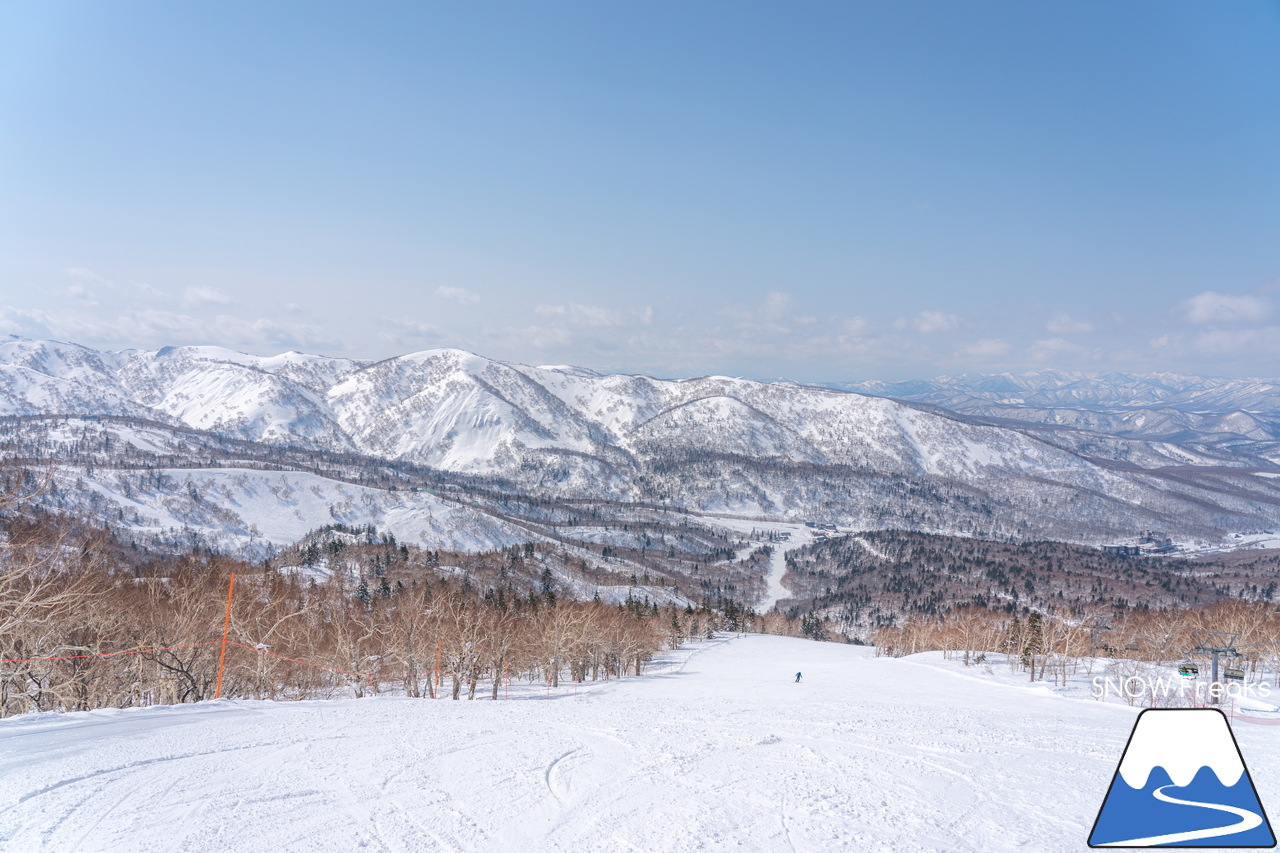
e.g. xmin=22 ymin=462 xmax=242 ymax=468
xmin=2 ymin=1 xmax=1278 ymax=381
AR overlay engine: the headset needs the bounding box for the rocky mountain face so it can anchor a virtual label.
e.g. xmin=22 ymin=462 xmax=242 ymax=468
xmin=4 ymin=336 xmax=1280 ymax=545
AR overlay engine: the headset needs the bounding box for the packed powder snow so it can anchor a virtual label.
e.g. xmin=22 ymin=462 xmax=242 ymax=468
xmin=4 ymin=634 xmax=1279 ymax=852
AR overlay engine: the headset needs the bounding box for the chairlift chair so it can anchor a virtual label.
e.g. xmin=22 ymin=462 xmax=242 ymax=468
xmin=1178 ymin=662 xmax=1199 ymax=677
xmin=1125 ymin=641 xmax=1140 ymax=652
xmin=1224 ymin=667 xmax=1246 ymax=682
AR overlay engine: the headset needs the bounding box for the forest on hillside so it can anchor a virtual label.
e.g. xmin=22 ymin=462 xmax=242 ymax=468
xmin=785 ymin=529 xmax=1280 ymax=638
xmin=0 ymin=470 xmax=809 ymax=718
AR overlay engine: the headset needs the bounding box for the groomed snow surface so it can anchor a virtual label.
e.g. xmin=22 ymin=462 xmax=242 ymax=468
xmin=5 ymin=635 xmax=1280 ymax=852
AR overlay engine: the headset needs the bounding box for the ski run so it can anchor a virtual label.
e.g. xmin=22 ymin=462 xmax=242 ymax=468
xmin=6 ymin=633 xmax=1280 ymax=852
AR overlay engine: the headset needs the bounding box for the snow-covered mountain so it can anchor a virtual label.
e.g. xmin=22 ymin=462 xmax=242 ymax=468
xmin=0 ymin=337 xmax=1238 ymax=479
xmin=839 ymin=370 xmax=1280 ymax=413
xmin=0 ymin=337 xmax=1083 ymax=478
xmin=838 ymin=370 xmax=1280 ymax=466
xmin=0 ymin=337 xmax=364 ymax=448
xmin=4 ymin=336 xmax=1280 ymax=545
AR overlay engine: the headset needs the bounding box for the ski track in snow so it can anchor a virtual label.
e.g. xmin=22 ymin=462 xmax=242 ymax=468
xmin=849 ymin=536 xmax=891 ymax=561
xmin=8 ymin=635 xmax=1276 ymax=852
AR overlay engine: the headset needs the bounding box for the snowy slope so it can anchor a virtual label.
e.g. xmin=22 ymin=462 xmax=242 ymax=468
xmin=4 ymin=634 xmax=1249 ymax=853
xmin=59 ymin=467 xmax=544 ymax=556
xmin=0 ymin=337 xmax=151 ymax=419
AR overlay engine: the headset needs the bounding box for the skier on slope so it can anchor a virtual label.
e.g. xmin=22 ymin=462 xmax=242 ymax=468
xmin=795 ymin=672 xmax=802 ymax=683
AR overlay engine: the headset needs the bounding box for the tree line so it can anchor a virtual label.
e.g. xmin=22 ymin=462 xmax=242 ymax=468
xmin=872 ymin=600 xmax=1280 ymax=691
xmin=0 ymin=473 xmax=820 ymax=718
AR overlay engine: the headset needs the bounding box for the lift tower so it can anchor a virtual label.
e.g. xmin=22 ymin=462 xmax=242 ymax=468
xmin=1189 ymin=630 xmax=1240 ymax=705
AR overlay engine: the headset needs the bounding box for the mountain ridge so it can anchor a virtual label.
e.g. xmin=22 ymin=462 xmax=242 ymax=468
xmin=836 ymin=370 xmax=1280 ymax=414
xmin=4 ymin=336 xmax=1280 ymax=547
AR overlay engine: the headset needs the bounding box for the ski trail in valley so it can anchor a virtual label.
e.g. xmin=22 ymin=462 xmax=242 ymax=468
xmin=849 ymin=536 xmax=890 ymax=560
xmin=757 ymin=526 xmax=813 ymax=611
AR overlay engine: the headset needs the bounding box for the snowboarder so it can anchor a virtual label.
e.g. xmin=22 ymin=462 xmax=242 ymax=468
xmin=794 ymin=672 xmax=802 ymax=683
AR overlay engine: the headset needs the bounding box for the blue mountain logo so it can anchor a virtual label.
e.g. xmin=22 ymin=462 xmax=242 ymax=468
xmin=1090 ymin=708 xmax=1275 ymax=848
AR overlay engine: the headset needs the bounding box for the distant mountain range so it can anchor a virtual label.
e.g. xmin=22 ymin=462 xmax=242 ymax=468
xmin=3 ymin=336 xmax=1280 ymax=549
xmin=838 ymin=370 xmax=1280 ymax=413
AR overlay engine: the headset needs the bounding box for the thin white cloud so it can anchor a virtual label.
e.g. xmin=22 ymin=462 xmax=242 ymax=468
xmin=724 ymin=291 xmax=824 ymax=338
xmin=65 ymin=267 xmax=115 ymax=287
xmin=1194 ymin=327 xmax=1280 ymax=355
xmin=60 ymin=268 xmax=115 ymax=305
xmin=911 ymin=311 xmax=960 ymax=333
xmin=1183 ymin=291 xmax=1271 ymax=324
xmin=842 ymin=317 xmax=870 ymax=336
xmin=65 ymin=282 xmax=98 ymax=304
xmin=763 ymin=291 xmax=791 ymax=314
xmin=184 ymin=285 xmax=235 ymax=306
xmin=379 ymin=319 xmax=444 ymax=346
xmin=535 ymin=303 xmax=619 ymax=327
xmin=693 ymin=295 xmax=927 ymax=366
xmin=133 ymin=281 xmax=170 ymax=299
xmin=1 ymin=302 xmax=341 ymax=353
xmin=25 ymin=263 xmax=1280 ymax=376
xmin=1026 ymin=337 xmax=1103 ymax=364
xmin=513 ymin=324 xmax=573 ymax=349
xmin=0 ymin=305 xmax=55 ymax=338
xmin=959 ymin=339 xmax=1011 ymax=358
xmin=1046 ymin=313 xmax=1094 ymax=334
xmin=435 ymin=286 xmax=481 ymax=304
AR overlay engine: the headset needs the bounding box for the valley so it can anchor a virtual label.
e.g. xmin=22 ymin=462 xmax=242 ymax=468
xmin=3 ymin=337 xmax=1280 ymax=625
